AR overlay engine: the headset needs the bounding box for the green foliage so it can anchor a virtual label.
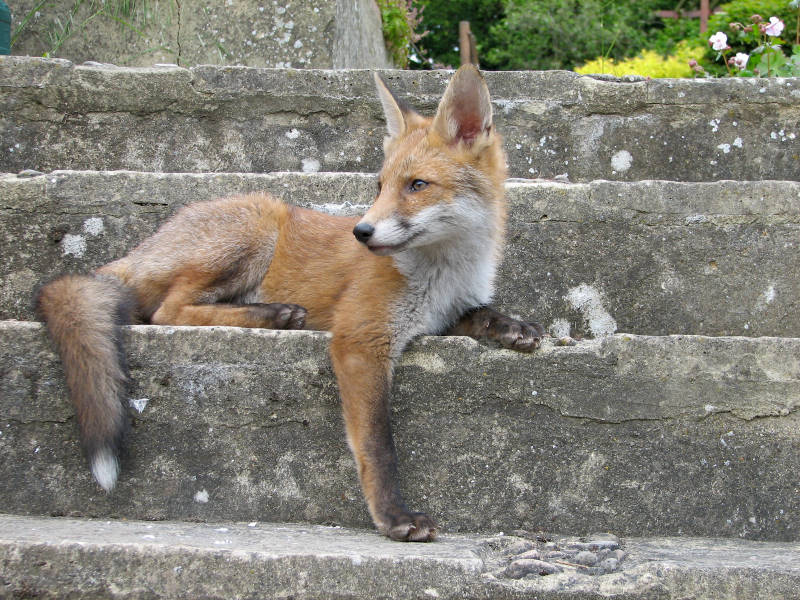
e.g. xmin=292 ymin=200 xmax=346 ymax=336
xmin=377 ymin=0 xmax=427 ymax=68
xmin=645 ymin=12 xmax=702 ymax=55
xmin=757 ymin=43 xmax=800 ymax=76
xmin=415 ymin=0 xmax=700 ymax=71
xmin=486 ymin=0 xmax=673 ymax=70
xmin=576 ymin=40 xmax=705 ymax=78
xmin=413 ymin=0 xmax=505 ymax=69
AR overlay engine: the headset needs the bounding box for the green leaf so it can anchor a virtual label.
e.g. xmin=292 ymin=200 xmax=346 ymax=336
xmin=767 ymin=49 xmax=788 ymax=69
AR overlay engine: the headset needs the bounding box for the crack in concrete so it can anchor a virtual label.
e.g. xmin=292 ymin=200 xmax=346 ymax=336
xmin=0 ymin=417 xmax=73 ymax=425
xmin=174 ymin=0 xmax=183 ymax=66
xmin=212 ymin=418 xmax=313 ymax=430
xmin=520 ymin=216 xmax=800 ymax=227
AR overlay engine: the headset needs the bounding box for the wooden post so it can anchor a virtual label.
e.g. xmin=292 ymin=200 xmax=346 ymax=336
xmin=700 ymin=0 xmax=710 ymax=32
xmin=459 ymin=21 xmax=471 ymax=66
xmin=459 ymin=21 xmax=479 ymax=67
xmin=469 ymin=30 xmax=479 ymax=67
xmin=656 ymin=3 xmax=716 ymax=31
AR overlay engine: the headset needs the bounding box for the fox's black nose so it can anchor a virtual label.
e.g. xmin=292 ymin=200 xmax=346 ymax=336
xmin=353 ymin=223 xmax=375 ymax=243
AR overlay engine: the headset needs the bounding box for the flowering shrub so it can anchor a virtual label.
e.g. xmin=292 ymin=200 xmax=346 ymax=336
xmin=693 ymin=0 xmax=800 ymax=76
xmin=696 ymin=8 xmax=800 ymax=76
xmin=706 ymin=0 xmax=797 ymax=40
xmin=575 ymin=41 xmax=704 ymax=78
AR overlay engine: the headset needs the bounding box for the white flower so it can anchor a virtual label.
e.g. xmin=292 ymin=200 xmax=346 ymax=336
xmin=764 ymin=16 xmax=785 ymax=37
xmin=709 ymin=32 xmax=728 ymax=51
xmin=730 ymin=52 xmax=750 ymax=69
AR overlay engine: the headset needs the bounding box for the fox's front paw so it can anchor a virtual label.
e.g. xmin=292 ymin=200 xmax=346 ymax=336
xmin=381 ymin=510 xmax=438 ymax=542
xmin=493 ymin=318 xmax=545 ymax=352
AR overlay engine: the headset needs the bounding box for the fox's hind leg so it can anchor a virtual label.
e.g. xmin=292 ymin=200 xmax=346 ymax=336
xmin=153 ymin=300 xmax=307 ymax=329
xmin=150 ymin=273 xmax=306 ymax=329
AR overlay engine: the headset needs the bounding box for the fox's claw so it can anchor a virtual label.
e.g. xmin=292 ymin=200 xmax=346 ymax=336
xmin=382 ymin=510 xmax=438 ymax=542
xmin=273 ymin=303 xmax=307 ymax=329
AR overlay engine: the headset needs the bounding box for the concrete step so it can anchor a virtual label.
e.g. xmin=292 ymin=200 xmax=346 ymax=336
xmin=3 ymin=515 xmax=800 ymax=600
xmin=10 ymin=0 xmax=389 ymax=70
xmin=1 ymin=170 xmax=798 ymax=338
xmin=3 ymin=56 xmax=800 ymax=181
xmin=2 ymin=321 xmax=798 ymax=541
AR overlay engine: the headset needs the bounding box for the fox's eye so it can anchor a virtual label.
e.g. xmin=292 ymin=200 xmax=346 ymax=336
xmin=409 ymin=179 xmax=429 ymax=192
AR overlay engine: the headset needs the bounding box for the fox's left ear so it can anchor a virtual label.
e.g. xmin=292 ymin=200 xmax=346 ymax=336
xmin=432 ymin=65 xmax=493 ymax=147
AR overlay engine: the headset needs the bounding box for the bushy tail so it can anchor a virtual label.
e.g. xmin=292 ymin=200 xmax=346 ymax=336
xmin=34 ymin=274 xmax=135 ymax=492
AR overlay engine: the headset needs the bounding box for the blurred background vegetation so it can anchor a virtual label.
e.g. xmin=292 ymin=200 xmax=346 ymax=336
xmin=417 ymin=0 xmax=701 ymax=70
xmin=386 ymin=0 xmax=799 ymax=77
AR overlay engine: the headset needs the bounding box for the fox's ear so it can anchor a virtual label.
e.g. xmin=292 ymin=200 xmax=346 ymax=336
xmin=432 ymin=65 xmax=492 ymax=146
xmin=373 ymin=71 xmax=413 ymax=139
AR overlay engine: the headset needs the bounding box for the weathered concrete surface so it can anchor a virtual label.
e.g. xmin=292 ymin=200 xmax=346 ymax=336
xmin=333 ymin=0 xmax=391 ymax=69
xmin=2 ymin=57 xmax=800 ymax=180
xmin=3 ymin=515 xmax=800 ymax=600
xmin=10 ymin=0 xmax=389 ymax=69
xmin=2 ymin=321 xmax=799 ymax=541
xmin=1 ymin=170 xmax=798 ymax=338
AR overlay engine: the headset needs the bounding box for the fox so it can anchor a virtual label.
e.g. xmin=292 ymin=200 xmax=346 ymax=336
xmin=34 ymin=65 xmax=544 ymax=542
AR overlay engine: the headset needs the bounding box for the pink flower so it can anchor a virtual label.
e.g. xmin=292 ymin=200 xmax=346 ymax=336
xmin=730 ymin=53 xmax=749 ymax=70
xmin=764 ymin=16 xmax=785 ymax=37
xmin=709 ymin=32 xmax=728 ymax=51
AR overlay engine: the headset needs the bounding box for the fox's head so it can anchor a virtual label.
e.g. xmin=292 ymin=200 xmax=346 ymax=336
xmin=353 ymin=65 xmax=508 ymax=257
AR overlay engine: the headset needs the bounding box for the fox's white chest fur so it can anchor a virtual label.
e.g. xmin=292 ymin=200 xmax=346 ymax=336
xmin=388 ymin=196 xmax=500 ymax=358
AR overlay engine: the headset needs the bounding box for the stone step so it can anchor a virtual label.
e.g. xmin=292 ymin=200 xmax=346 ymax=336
xmin=2 ymin=56 xmax=799 ymax=181
xmin=2 ymin=321 xmax=798 ymax=541
xmin=1 ymin=170 xmax=798 ymax=338
xmin=10 ymin=0 xmax=389 ymax=70
xmin=3 ymin=514 xmax=800 ymax=600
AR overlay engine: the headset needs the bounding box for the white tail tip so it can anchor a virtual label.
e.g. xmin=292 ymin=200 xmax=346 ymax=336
xmin=91 ymin=449 xmax=119 ymax=492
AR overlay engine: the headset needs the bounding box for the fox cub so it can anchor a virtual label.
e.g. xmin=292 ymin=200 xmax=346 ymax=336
xmin=35 ymin=65 xmax=543 ymax=542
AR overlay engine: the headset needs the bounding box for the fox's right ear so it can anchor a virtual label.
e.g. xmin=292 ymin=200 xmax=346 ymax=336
xmin=373 ymin=72 xmax=415 ymax=141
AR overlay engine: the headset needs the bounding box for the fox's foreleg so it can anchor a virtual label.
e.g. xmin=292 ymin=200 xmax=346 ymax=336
xmin=329 ymin=335 xmax=437 ymax=542
xmin=446 ymin=306 xmax=545 ymax=352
